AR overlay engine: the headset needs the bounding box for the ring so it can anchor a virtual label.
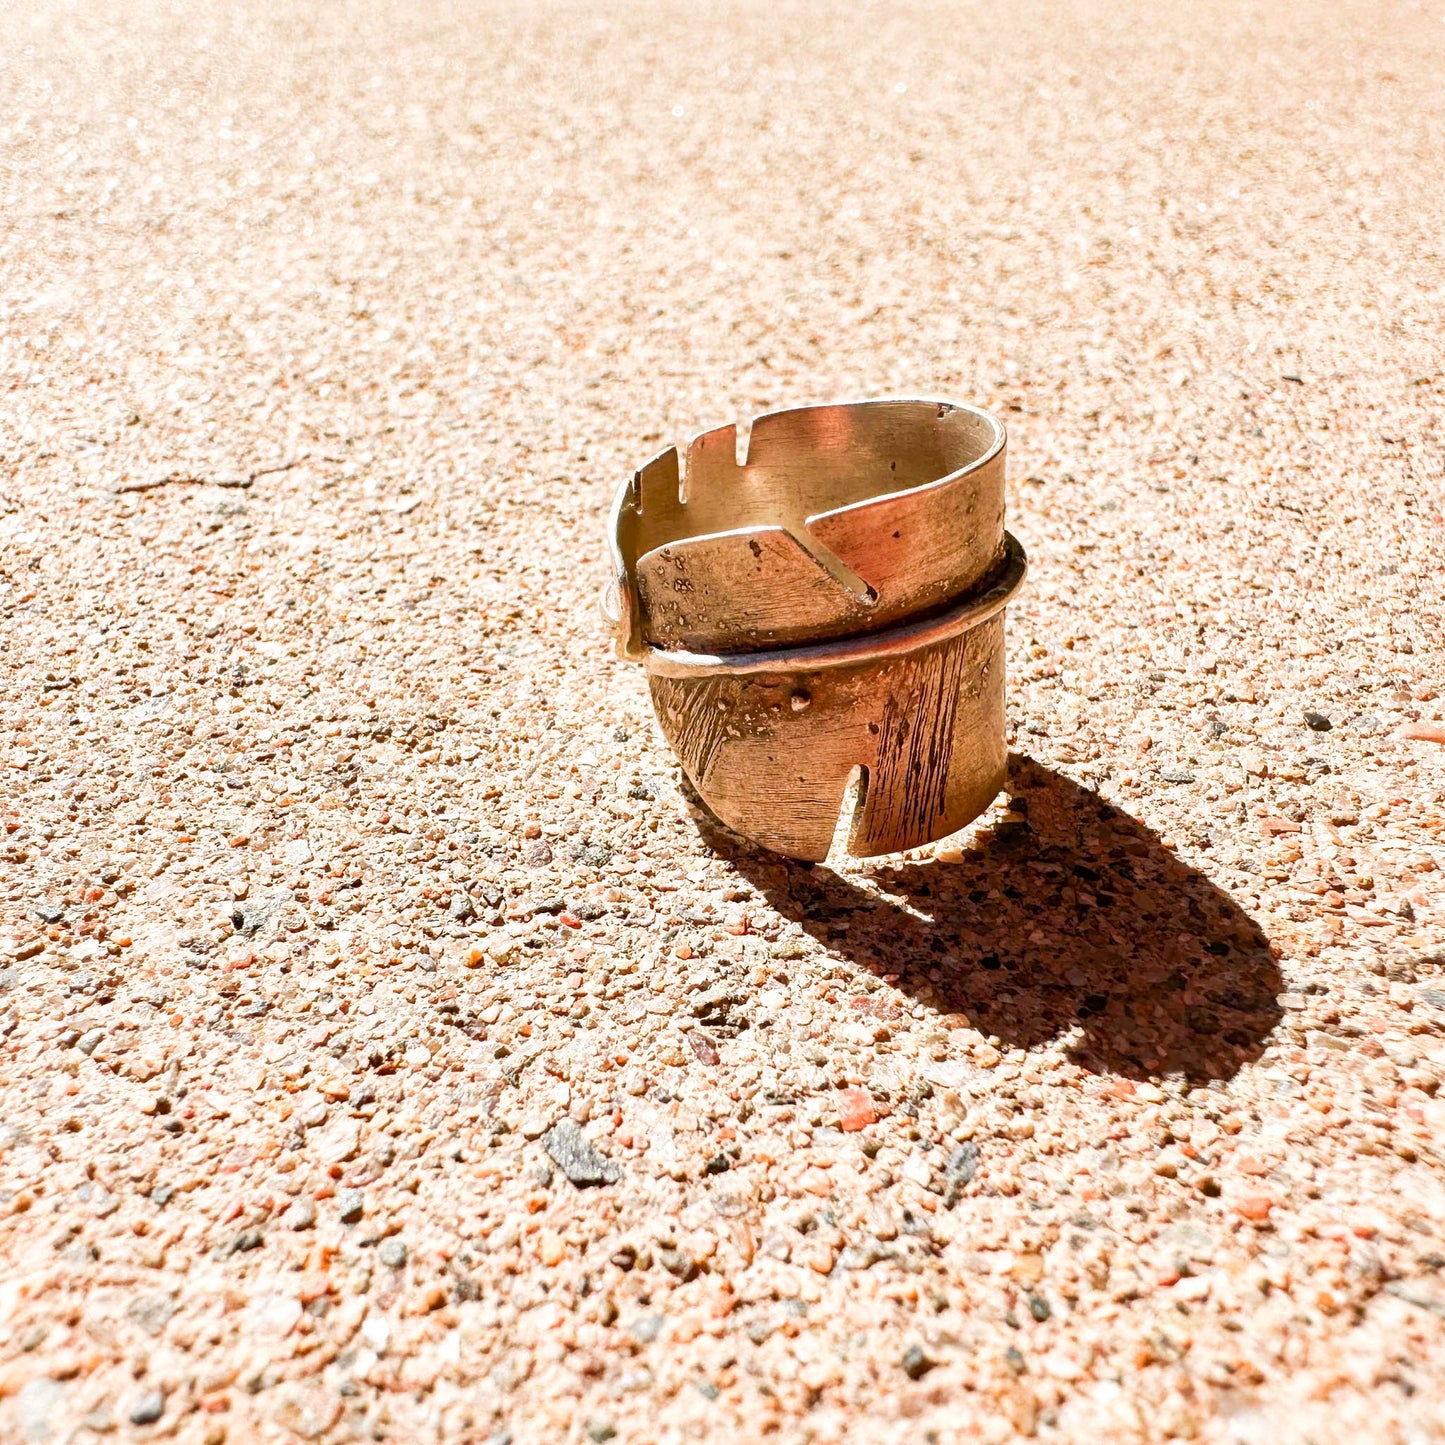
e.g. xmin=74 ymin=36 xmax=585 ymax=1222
xmin=606 ymin=397 xmax=1027 ymax=860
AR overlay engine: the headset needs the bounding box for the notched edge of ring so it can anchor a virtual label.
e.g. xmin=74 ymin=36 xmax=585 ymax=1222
xmin=609 ymin=397 xmax=1011 ymax=664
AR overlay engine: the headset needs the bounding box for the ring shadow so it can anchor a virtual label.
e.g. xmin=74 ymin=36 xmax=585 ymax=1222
xmin=689 ymin=754 xmax=1283 ymax=1083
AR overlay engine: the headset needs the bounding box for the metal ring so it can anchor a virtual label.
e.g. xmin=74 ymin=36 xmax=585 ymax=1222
xmin=638 ymin=531 xmax=1027 ymax=679
xmin=607 ymin=397 xmax=1024 ymax=859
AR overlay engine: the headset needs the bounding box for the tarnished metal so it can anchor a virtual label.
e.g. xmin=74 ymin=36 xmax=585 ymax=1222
xmin=606 ymin=398 xmax=1026 ymax=860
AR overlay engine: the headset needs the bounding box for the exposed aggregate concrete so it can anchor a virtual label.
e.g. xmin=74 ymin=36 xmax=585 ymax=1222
xmin=1 ymin=1 xmax=1443 ymax=1441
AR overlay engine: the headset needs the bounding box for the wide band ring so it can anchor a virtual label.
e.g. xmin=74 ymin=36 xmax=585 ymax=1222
xmin=606 ymin=397 xmax=1026 ymax=861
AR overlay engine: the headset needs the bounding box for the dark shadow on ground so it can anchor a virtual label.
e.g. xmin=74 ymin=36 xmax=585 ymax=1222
xmin=689 ymin=754 xmax=1282 ymax=1082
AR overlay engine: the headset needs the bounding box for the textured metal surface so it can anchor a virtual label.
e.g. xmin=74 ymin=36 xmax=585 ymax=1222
xmin=608 ymin=398 xmax=1025 ymax=859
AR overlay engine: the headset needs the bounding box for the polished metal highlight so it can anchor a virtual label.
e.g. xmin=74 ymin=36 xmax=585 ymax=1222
xmin=606 ymin=398 xmax=1026 ymax=861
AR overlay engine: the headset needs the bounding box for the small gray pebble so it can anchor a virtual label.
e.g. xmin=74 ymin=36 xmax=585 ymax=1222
xmin=379 ymin=1238 xmax=408 ymax=1269
xmin=945 ymin=1143 xmax=978 ymax=1183
xmin=659 ymin=1247 xmax=698 ymax=1282
xmin=129 ymin=1388 xmax=165 ymax=1425
xmin=901 ymin=1344 xmax=935 ymax=1380
xmin=125 ymin=1292 xmax=178 ymax=1337
xmin=542 ymin=1119 xmax=622 ymax=1188
xmin=337 ymin=1188 xmax=364 ymax=1223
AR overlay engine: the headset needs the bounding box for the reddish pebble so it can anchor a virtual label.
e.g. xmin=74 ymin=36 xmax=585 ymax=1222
xmin=1394 ymin=721 xmax=1445 ymax=744
xmin=1260 ymin=817 xmax=1302 ymax=836
xmin=559 ymin=912 xmax=582 ymax=928
xmin=837 ymin=1087 xmax=877 ymax=1132
xmin=1234 ymin=1194 xmax=1274 ymax=1223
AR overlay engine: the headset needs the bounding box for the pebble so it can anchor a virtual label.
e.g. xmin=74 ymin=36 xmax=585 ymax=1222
xmin=247 ymin=1294 xmax=303 ymax=1339
xmin=225 ymin=1228 xmax=264 ymax=1257
xmin=542 ymin=1121 xmax=623 ymax=1188
xmin=478 ymin=934 xmax=515 ymax=965
xmin=1394 ymin=720 xmax=1445 ymax=743
xmin=1233 ymin=1195 xmax=1276 ymax=1224
xmin=126 ymin=1292 xmax=178 ymax=1337
xmin=686 ymin=1030 xmax=720 ymax=1066
xmin=659 ymin=1247 xmax=699 ymax=1282
xmin=315 ymin=1118 xmax=361 ymax=1165
xmin=943 ymin=1143 xmax=978 ymax=1204
xmin=282 ymin=1196 xmax=316 ymax=1230
xmin=80 ymin=1404 xmax=115 ymax=1433
xmin=17 ymin=1378 xmax=67 ymax=1441
xmin=901 ymin=1345 xmax=936 ymax=1381
xmin=378 ymin=1239 xmax=408 ymax=1269
xmin=128 ymin=1389 xmax=165 ymax=1426
xmin=836 ymin=1087 xmax=877 ymax=1132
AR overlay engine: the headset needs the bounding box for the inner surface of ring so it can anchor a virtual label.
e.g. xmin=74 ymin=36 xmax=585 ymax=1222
xmin=622 ymin=399 xmax=1007 ymax=653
